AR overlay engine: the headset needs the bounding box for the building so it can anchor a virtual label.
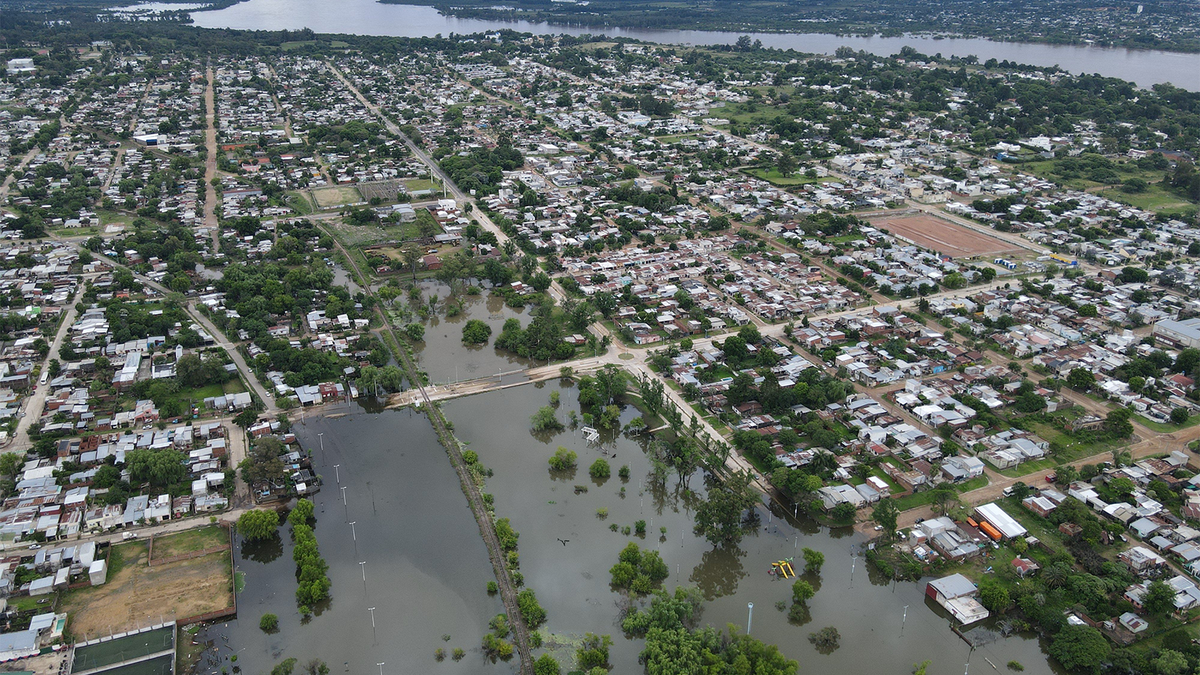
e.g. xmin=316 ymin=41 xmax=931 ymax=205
xmin=1154 ymin=318 xmax=1200 ymax=350
xmin=6 ymin=58 xmax=35 ymax=75
xmin=975 ymin=503 xmax=1028 ymax=540
xmin=926 ymin=573 xmax=990 ymax=625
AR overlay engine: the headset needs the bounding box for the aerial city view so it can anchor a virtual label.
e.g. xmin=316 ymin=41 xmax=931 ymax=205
xmin=0 ymin=0 xmax=1196 ymax=673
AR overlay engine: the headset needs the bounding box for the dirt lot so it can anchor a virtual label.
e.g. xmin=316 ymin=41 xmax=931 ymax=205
xmin=311 ymin=186 xmax=362 ymax=208
xmin=870 ymin=214 xmax=1021 ymax=258
xmin=62 ymin=534 xmax=232 ymax=639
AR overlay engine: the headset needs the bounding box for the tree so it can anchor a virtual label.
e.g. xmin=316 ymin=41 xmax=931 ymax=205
xmin=869 ymin=499 xmax=897 ymax=539
xmin=1106 ymin=409 xmax=1134 ymax=438
xmin=260 ymin=613 xmax=279 ymax=632
xmin=238 ymin=509 xmax=280 ymax=540
xmin=931 ymin=484 xmax=960 ymax=515
xmin=831 ymin=502 xmax=856 ymax=521
xmin=1143 ymin=579 xmax=1176 ymax=616
xmin=548 ymin=446 xmax=577 ymax=471
xmin=1066 ymin=368 xmax=1095 ymax=391
xmin=531 ymin=406 xmax=563 ymax=432
xmin=802 ymin=548 xmax=824 ymax=574
xmin=979 ymin=580 xmax=1010 ymax=612
xmin=404 ymin=323 xmax=425 ymax=342
xmin=791 ymin=579 xmax=814 ymax=606
xmin=1152 ymin=650 xmax=1188 ymax=675
xmin=125 ymin=448 xmax=186 ymax=489
xmin=1048 ymin=625 xmax=1110 ymax=672
xmin=1171 ymin=407 xmax=1190 ymax=425
xmin=533 ymin=655 xmax=560 ymax=675
xmin=808 ymin=626 xmax=840 ymax=652
xmin=462 ymin=319 xmax=492 ymax=344
xmin=694 ymin=472 xmax=759 ymax=547
xmin=589 ymin=458 xmax=611 ymax=479
xmin=234 ymin=409 xmax=259 ymax=429
xmin=401 ymin=244 xmax=423 ymax=279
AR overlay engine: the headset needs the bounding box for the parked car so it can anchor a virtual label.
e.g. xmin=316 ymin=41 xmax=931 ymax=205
xmin=1045 ymin=473 xmax=1057 ymax=482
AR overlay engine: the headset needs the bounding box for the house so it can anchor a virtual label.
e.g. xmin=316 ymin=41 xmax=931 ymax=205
xmin=925 ymin=573 xmax=990 ymax=625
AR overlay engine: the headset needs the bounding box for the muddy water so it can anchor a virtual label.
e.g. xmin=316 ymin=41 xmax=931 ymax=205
xmin=195 ymin=403 xmax=513 ymax=675
xmin=443 ymin=382 xmax=1067 ymax=675
xmin=410 ymin=280 xmax=535 ymax=385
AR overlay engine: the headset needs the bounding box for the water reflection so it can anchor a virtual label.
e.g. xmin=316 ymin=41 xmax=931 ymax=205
xmin=241 ymin=531 xmax=284 ymax=564
xmin=689 ymin=546 xmax=748 ymax=601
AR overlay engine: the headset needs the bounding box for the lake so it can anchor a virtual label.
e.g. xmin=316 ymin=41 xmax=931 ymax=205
xmin=185 ymin=0 xmax=1200 ymax=89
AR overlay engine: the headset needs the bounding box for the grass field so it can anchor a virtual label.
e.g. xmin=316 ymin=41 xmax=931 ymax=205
xmin=312 ymin=186 xmax=362 ymax=208
xmin=159 ymin=380 xmax=244 ymax=418
xmin=72 ymin=626 xmax=175 ymax=673
xmin=1099 ymin=186 xmax=1196 ymax=213
xmin=893 ymin=475 xmax=988 ymax=511
xmin=150 ymin=526 xmax=227 ymax=560
xmin=63 ymin=533 xmax=232 ymax=639
xmin=287 ymin=191 xmax=313 ymax=215
xmin=744 ymin=167 xmax=831 ymax=186
xmin=404 ymin=178 xmax=438 ymax=194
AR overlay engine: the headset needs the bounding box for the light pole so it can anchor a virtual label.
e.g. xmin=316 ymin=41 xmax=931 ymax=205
xmin=368 ymin=606 xmax=377 ymax=642
xmin=359 ymin=561 xmax=366 ymax=582
xmin=349 ymin=521 xmax=357 ymax=541
xmin=319 ymin=433 xmax=325 ymax=454
xmin=376 ymin=663 xmax=384 ymax=675
xmin=332 ymin=463 xmax=340 ymax=483
xmin=341 ymin=485 xmax=347 ymax=505
xmin=746 ymin=602 xmax=754 ymax=635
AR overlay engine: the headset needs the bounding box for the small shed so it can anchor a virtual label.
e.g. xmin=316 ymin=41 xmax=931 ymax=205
xmin=89 ymin=560 xmax=108 ymax=586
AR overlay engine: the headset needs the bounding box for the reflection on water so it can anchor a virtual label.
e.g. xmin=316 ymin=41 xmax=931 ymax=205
xmin=240 ymin=530 xmax=284 ymax=564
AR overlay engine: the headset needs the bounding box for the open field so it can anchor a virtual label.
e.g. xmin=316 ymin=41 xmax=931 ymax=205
xmin=62 ymin=533 xmax=232 ymax=638
xmin=311 ymin=186 xmax=362 ymax=208
xmin=744 ymin=167 xmax=832 ymax=186
xmin=870 ymin=214 xmax=1021 ymax=258
xmin=150 ymin=525 xmax=228 ymax=561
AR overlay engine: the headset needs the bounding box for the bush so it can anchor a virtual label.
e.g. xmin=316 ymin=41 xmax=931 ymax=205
xmin=487 ymin=581 xmax=498 ymax=594
xmin=259 ymin=613 xmax=279 ymax=632
xmin=808 ymin=626 xmax=840 ymax=651
xmin=533 ymin=654 xmax=560 ymax=675
xmin=618 ymin=465 xmax=630 ymax=480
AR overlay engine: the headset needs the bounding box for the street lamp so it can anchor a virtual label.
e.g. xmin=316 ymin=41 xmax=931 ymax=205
xmin=376 ymin=664 xmax=384 ymax=675
xmin=340 ymin=485 xmax=347 ymax=505
xmin=318 ymin=433 xmax=325 ymax=454
xmin=359 ymin=561 xmax=366 ymax=581
xmin=746 ymin=602 xmax=754 ymax=635
xmin=332 ymin=463 xmax=340 ymax=483
xmin=349 ymin=521 xmax=356 ymax=541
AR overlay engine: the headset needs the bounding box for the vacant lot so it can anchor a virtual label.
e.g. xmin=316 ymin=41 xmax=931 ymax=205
xmin=63 ymin=532 xmax=232 ymax=638
xmin=150 ymin=525 xmax=228 ymax=561
xmin=871 ymin=214 xmax=1020 ymax=258
xmin=311 ymin=186 xmax=362 ymax=208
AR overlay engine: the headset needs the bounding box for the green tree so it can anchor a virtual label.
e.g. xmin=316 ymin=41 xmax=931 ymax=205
xmin=1048 ymin=625 xmax=1110 ymax=672
xmin=548 ymin=446 xmax=577 ymax=471
xmin=1066 ymin=368 xmax=1095 ymax=391
xmin=1143 ymin=579 xmax=1177 ymax=616
xmin=979 ymin=579 xmax=1010 ymax=612
xmin=791 ymin=579 xmax=814 ymax=605
xmin=260 ymin=613 xmax=279 ymax=631
xmin=589 ymin=458 xmax=611 ymax=479
xmin=872 ymin=499 xmax=899 ymax=540
xmin=802 ymin=548 xmax=824 ymax=574
xmin=694 ymin=471 xmax=759 ymax=547
xmin=238 ymin=509 xmax=280 ymax=540
xmin=404 ymin=323 xmax=425 ymax=342
xmin=532 ymin=654 xmax=560 ymax=675
xmin=1171 ymin=407 xmax=1190 ymax=425
xmin=531 ymin=406 xmax=563 ymax=432
xmin=462 ymin=319 xmax=492 ymax=344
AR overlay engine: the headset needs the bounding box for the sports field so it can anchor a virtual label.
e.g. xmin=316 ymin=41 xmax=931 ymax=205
xmin=871 ymin=214 xmax=1021 ymax=258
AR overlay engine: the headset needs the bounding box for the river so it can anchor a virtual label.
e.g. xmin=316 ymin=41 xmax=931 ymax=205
xmin=184 ymin=0 xmax=1200 ymax=89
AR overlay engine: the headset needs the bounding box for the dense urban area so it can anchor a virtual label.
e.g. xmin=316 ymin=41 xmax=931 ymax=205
xmin=0 ymin=4 xmax=1195 ymax=675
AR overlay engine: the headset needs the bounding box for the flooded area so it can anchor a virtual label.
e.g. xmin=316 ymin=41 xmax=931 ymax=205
xmin=443 ymin=382 xmax=1067 ymax=675
xmin=411 ymin=280 xmax=535 ymax=385
xmin=194 ymin=403 xmax=511 ymax=675
xmin=202 ymin=339 xmax=1065 ymax=675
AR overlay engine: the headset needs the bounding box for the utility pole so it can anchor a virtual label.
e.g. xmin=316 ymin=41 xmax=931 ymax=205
xmin=746 ymin=602 xmax=754 ymax=635
xmin=318 ymin=432 xmax=324 ymax=453
xmin=349 ymin=521 xmax=356 ymax=541
xmin=332 ymin=463 xmax=340 ymax=484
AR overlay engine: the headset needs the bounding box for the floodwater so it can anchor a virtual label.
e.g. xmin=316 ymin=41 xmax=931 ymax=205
xmin=442 ymin=382 xmax=1068 ymax=675
xmin=410 ymin=280 xmax=534 ymax=385
xmin=194 ymin=403 xmax=512 ymax=675
xmin=187 ymin=0 xmax=1200 ymax=89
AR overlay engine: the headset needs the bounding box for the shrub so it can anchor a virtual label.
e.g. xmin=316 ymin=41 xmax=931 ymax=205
xmin=259 ymin=613 xmax=278 ymax=632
